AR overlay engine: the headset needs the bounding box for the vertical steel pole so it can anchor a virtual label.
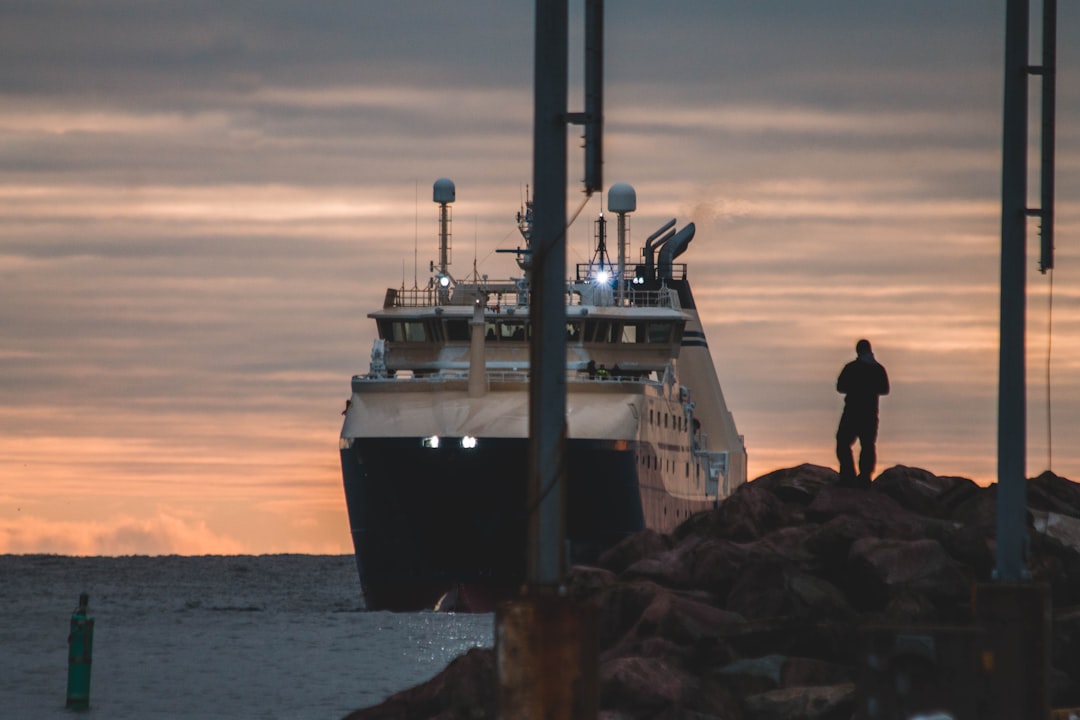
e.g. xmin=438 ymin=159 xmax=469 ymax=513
xmin=583 ymin=0 xmax=603 ymax=194
xmin=528 ymin=0 xmax=569 ymax=587
xmin=1039 ymin=0 xmax=1056 ymax=273
xmin=499 ymin=4 xmax=599 ymax=715
xmin=996 ymin=0 xmax=1029 ymax=582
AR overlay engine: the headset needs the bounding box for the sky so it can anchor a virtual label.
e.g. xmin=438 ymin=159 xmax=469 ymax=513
xmin=1 ymin=1 xmax=1078 ymax=555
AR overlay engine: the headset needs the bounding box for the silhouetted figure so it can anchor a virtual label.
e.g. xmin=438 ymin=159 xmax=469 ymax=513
xmin=836 ymin=339 xmax=890 ymax=487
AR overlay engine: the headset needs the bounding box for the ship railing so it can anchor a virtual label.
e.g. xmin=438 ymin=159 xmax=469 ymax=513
xmin=573 ymin=263 xmax=687 ymax=284
xmin=385 ymin=287 xmax=439 ymax=308
xmin=356 ymin=369 xmax=659 ymax=386
xmin=383 ymin=281 xmax=679 ymax=310
xmin=620 ymin=287 xmax=678 ymax=308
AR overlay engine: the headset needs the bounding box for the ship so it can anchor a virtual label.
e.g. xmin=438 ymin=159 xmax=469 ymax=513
xmin=340 ymin=178 xmax=747 ymax=611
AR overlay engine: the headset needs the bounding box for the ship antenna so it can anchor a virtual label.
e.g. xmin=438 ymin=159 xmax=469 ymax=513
xmin=473 ymin=216 xmax=480 ymax=282
xmin=413 ymin=179 xmax=420 ymax=290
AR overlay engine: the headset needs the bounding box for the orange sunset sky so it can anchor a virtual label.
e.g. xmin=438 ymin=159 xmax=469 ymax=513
xmin=2 ymin=1 xmax=1079 ymax=555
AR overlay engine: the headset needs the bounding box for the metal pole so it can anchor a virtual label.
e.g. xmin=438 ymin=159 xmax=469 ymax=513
xmin=996 ymin=0 xmax=1029 ymax=582
xmin=583 ymin=0 xmax=603 ymax=194
xmin=527 ymin=0 xmax=569 ymax=587
xmin=1039 ymin=0 xmax=1056 ymax=273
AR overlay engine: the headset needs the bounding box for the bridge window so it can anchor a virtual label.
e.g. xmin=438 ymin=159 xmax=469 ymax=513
xmin=584 ymin=319 xmax=617 ymax=343
xmin=647 ymin=322 xmax=674 ymax=344
xmin=444 ymin=320 xmax=469 ymax=342
xmin=484 ymin=320 xmax=529 ymax=342
xmin=379 ymin=320 xmax=429 ymax=342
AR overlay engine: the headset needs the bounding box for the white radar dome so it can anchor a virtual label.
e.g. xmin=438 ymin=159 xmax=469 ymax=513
xmin=608 ymin=183 xmax=636 ymax=213
xmin=433 ymin=178 xmax=456 ymax=204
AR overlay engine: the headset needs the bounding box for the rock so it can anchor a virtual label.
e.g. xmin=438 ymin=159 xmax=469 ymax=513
xmin=339 ymin=465 xmax=1080 ymax=720
xmin=588 ymin=580 xmax=669 ymax=650
xmin=1053 ymin=606 xmax=1080 ymax=707
xmin=622 ymin=534 xmax=705 ymax=589
xmin=779 ymin=657 xmax=853 ymax=688
xmin=845 ymin=537 xmax=970 ymax=615
xmin=741 ymin=683 xmax=856 ymax=720
xmin=599 ymin=654 xmax=744 ymax=720
xmin=871 ymin=465 xmax=980 ymax=518
xmin=702 ymin=482 xmax=787 ymax=542
xmin=624 ymin=535 xmax=749 ymax=602
xmin=751 ymin=464 xmax=839 ymax=506
xmin=1029 ymin=471 xmax=1080 ymax=520
xmin=881 ymin=588 xmax=940 ymax=623
xmin=598 ymin=656 xmax=693 ymax=717
xmin=623 ymin=590 xmax=748 ymax=650
xmin=1031 ymin=510 xmax=1080 ymax=551
xmin=341 ymin=646 xmax=495 ymax=720
xmin=599 ymin=528 xmax=672 ymax=575
xmin=1030 ymin=513 xmax=1080 ymax=606
xmin=748 ymin=525 xmax=822 ymax=572
xmin=726 ymin=561 xmax=852 ymax=622
xmin=711 ymin=655 xmax=852 ymax=696
xmin=806 ymin=485 xmax=930 ymax=540
xmin=566 ymin=564 xmax=618 ymax=599
xmin=949 ymin=484 xmax=997 ymax=536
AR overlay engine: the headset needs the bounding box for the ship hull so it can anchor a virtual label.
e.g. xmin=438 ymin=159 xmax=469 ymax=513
xmin=341 ymin=436 xmax=713 ymax=611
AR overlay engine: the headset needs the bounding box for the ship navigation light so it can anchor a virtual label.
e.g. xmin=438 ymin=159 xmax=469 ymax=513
xmin=461 ymin=436 xmax=478 ymax=449
xmin=422 ymin=435 xmax=440 ymax=449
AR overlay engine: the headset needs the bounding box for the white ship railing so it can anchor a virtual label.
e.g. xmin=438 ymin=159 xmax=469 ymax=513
xmin=383 ymin=283 xmax=678 ymax=310
xmin=354 ymin=370 xmax=657 ymax=387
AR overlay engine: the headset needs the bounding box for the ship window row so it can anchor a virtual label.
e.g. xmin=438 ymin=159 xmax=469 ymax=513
xmin=377 ymin=318 xmax=681 ymax=345
xmin=647 ymin=408 xmax=688 ymax=433
xmin=638 ymin=453 xmax=693 ymax=479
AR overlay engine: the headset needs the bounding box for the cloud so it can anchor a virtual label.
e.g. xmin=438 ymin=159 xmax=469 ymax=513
xmin=0 ymin=511 xmax=248 ymax=556
xmin=0 ymin=0 xmax=1078 ymax=554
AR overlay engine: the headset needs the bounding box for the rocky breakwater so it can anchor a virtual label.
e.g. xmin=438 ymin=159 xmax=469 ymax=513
xmin=343 ymin=464 xmax=1080 ymax=719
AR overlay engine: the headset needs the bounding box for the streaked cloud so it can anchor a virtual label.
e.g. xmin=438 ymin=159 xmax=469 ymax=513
xmin=1 ymin=0 xmax=1078 ymax=555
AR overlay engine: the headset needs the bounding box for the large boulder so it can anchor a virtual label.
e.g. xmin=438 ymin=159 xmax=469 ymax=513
xmin=741 ymin=683 xmax=856 ymax=720
xmin=1052 ymin=606 xmax=1080 ymax=706
xmin=598 ymin=528 xmax=672 ymax=575
xmin=598 ymin=656 xmax=742 ymax=719
xmin=585 ymin=580 xmax=669 ymax=650
xmin=871 ymin=465 xmax=980 ymax=518
xmin=1029 ymin=511 xmax=1080 ymax=606
xmin=726 ymin=561 xmax=852 ymax=622
xmin=341 ymin=646 xmax=496 ymax=720
xmin=806 ymin=485 xmax=930 ymax=540
xmin=845 ymin=537 xmax=971 ymax=615
xmin=598 ymin=656 xmax=690 ymax=718
xmin=614 ymin=589 xmax=747 ymax=657
xmin=949 ymin=484 xmax=998 ymax=536
xmin=751 ymin=464 xmax=839 ymax=506
xmin=624 ymin=535 xmax=750 ymax=601
xmin=1028 ymin=471 xmax=1080 ymax=519
xmin=699 ymin=481 xmax=788 ymax=542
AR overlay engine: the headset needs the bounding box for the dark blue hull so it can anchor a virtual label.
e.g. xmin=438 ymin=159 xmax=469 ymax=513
xmin=341 ymin=436 xmax=712 ymax=611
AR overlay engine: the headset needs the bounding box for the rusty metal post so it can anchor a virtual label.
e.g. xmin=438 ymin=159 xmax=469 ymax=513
xmin=974 ymin=583 xmax=1051 ymax=720
xmin=497 ymin=595 xmax=598 ymax=720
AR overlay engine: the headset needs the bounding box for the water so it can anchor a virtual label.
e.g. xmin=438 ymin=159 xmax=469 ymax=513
xmin=0 ymin=555 xmax=494 ymax=719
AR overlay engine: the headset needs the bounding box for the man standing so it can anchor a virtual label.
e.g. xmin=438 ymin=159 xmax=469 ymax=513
xmin=836 ymin=339 xmax=890 ymax=487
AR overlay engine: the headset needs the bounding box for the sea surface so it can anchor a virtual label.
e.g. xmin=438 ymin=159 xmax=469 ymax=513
xmin=0 ymin=554 xmax=494 ymax=719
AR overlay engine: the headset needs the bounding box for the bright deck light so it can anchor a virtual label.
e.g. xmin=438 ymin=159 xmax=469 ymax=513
xmin=422 ymin=435 xmax=440 ymax=449
xmin=461 ymin=436 xmax=478 ymax=449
